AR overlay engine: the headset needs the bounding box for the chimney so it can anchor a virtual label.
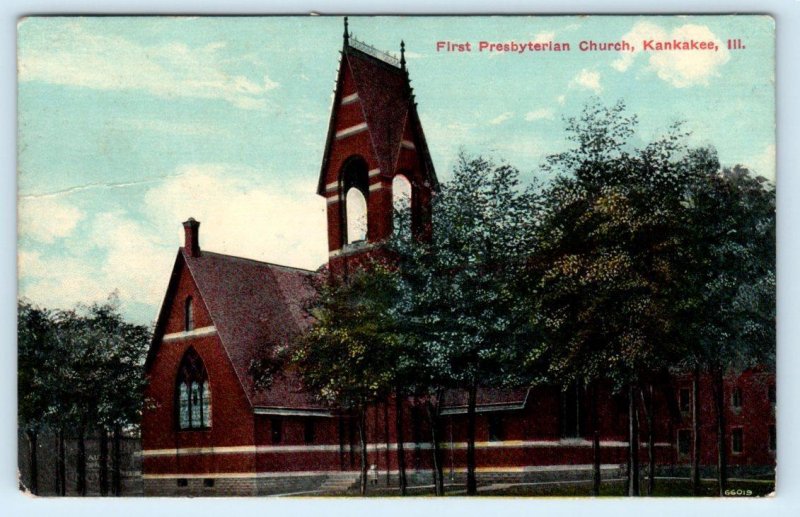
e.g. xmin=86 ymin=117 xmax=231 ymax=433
xmin=182 ymin=218 xmax=201 ymax=257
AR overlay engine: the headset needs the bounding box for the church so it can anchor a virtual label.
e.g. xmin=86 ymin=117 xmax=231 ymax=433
xmin=141 ymin=22 xmax=776 ymax=496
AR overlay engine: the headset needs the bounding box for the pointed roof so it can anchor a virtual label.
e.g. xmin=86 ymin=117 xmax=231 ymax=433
xmin=317 ymin=36 xmax=437 ymax=195
xmin=148 ymin=249 xmax=327 ymax=411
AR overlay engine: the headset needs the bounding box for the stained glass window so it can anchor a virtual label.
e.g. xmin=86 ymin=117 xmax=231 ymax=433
xmin=176 ymin=348 xmax=211 ymax=430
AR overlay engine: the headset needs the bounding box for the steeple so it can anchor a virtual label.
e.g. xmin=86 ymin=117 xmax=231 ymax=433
xmin=317 ymin=20 xmax=437 ymax=275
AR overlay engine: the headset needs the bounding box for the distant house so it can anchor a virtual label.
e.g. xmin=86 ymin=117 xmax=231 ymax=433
xmin=141 ymin=26 xmax=776 ymax=496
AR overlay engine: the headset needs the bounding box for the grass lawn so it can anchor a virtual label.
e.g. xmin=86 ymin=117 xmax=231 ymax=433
xmin=478 ymin=478 xmax=774 ymax=497
xmin=339 ymin=478 xmax=774 ymax=497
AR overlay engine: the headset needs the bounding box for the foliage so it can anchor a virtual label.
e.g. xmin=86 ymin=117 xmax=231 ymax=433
xmin=390 ymin=153 xmax=541 ymax=392
xmin=678 ymin=164 xmax=776 ymax=374
xmin=18 ymin=294 xmax=151 ymax=433
xmin=532 ymin=102 xmax=703 ymax=390
xmin=292 ymin=264 xmax=405 ymax=412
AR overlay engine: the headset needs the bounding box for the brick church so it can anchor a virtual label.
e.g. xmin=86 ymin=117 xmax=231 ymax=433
xmin=141 ymin=22 xmax=776 ymax=496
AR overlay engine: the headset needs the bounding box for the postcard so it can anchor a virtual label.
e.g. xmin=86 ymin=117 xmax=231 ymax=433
xmin=17 ymin=15 xmax=775 ymax=497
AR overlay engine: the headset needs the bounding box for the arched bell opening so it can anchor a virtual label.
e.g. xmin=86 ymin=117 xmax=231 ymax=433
xmin=339 ymin=156 xmax=370 ymax=247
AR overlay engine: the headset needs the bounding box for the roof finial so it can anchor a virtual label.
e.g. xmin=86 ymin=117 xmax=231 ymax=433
xmin=400 ymin=40 xmax=406 ymax=70
xmin=343 ymin=16 xmax=349 ymax=45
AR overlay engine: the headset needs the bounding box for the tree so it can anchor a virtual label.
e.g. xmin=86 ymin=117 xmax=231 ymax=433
xmin=83 ymin=299 xmax=151 ymax=496
xmin=19 ymin=295 xmax=150 ymax=496
xmin=677 ymin=165 xmax=775 ymax=496
xmin=292 ymin=265 xmax=404 ymax=496
xmin=18 ymin=301 xmax=56 ymax=495
xmin=532 ymin=101 xmax=700 ymax=496
xmin=390 ymin=153 xmax=539 ymax=495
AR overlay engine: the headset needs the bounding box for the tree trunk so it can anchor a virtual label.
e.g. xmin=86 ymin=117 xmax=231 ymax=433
xmin=98 ymin=426 xmax=109 ymax=496
xmin=112 ymin=424 xmax=122 ymax=496
xmin=76 ymin=425 xmax=86 ymax=496
xmin=25 ymin=429 xmax=38 ymax=495
xmin=627 ymin=383 xmax=640 ymax=497
xmin=590 ymin=382 xmax=601 ymax=496
xmin=691 ymin=365 xmax=702 ymax=496
xmin=57 ymin=427 xmax=66 ymax=496
xmin=712 ymin=368 xmax=728 ymax=496
xmin=358 ymin=408 xmax=368 ymax=496
xmin=426 ymin=392 xmax=445 ymax=496
xmin=384 ymin=402 xmax=391 ymax=487
xmin=394 ymin=388 xmax=407 ymax=495
xmin=640 ymin=384 xmax=655 ymax=496
xmin=466 ymin=384 xmax=478 ymax=496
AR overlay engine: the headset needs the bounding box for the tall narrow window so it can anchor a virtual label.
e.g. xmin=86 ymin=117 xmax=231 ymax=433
xmin=677 ymin=429 xmax=691 ymax=456
xmin=345 ymin=188 xmax=368 ymax=244
xmin=304 ymin=419 xmax=316 ymax=444
xmin=271 ymin=417 xmax=282 ymax=444
xmin=392 ymin=174 xmax=412 ymax=237
xmin=679 ymin=388 xmax=691 ymax=413
xmin=488 ymin=413 xmax=504 ymax=442
xmin=732 ymin=428 xmax=744 ymax=454
xmin=176 ymin=348 xmax=211 ymax=430
xmin=731 ymin=387 xmax=743 ymax=409
xmin=769 ymin=425 xmax=776 ymax=452
xmin=185 ymin=297 xmax=194 ymax=331
xmin=560 ymin=383 xmax=582 ymax=438
xmin=179 ymin=383 xmax=190 ymax=429
xmin=202 ymin=382 xmax=212 ymax=428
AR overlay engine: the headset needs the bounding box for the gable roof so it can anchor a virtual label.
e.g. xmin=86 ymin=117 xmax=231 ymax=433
xmin=148 ymin=249 xmax=327 ymax=411
xmin=317 ymin=40 xmax=438 ymax=195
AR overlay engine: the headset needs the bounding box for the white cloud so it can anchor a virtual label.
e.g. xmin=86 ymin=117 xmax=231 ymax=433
xmin=18 ymin=164 xmax=329 ymax=323
xmin=18 ymin=21 xmax=278 ymax=109
xmin=19 ymin=211 xmax=174 ymax=319
xmin=533 ymin=31 xmax=556 ymax=44
xmin=570 ymin=69 xmax=602 ymax=93
xmin=489 ymin=112 xmax=514 ymax=125
xmin=612 ymin=21 xmax=665 ymax=72
xmin=87 ymin=212 xmax=174 ymax=307
xmin=613 ymin=22 xmax=731 ymax=88
xmin=18 ymin=196 xmax=84 ymax=243
xmin=525 ymin=108 xmax=555 ymax=121
xmin=556 ymin=95 xmax=566 ymax=105
xmin=143 ymin=164 xmax=328 ymax=271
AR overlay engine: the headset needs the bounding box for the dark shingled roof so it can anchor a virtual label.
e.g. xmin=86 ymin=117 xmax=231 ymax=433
xmin=441 ymin=387 xmax=531 ymax=414
xmin=181 ymin=250 xmax=326 ymax=410
xmin=346 ymin=47 xmax=412 ymax=180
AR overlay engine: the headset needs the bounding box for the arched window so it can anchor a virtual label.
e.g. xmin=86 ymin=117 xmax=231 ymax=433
xmin=185 ymin=297 xmax=194 ymax=331
xmin=345 ymin=188 xmax=368 ymax=244
xmin=176 ymin=348 xmax=211 ymax=430
xmin=392 ymin=174 xmax=412 ymax=236
xmin=339 ymin=156 xmax=369 ymax=247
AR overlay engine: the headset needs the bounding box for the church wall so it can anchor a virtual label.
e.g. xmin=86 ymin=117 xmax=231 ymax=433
xmin=142 ymin=257 xmax=257 ymax=489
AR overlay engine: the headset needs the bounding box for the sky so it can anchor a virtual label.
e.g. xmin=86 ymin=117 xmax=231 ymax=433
xmin=17 ymin=15 xmax=775 ymax=325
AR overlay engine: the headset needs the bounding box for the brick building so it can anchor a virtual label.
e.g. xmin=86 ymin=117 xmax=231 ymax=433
xmin=141 ymin=25 xmax=775 ymax=496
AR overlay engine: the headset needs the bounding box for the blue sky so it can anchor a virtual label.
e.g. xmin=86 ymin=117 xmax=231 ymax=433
xmin=17 ymin=15 xmax=775 ymax=325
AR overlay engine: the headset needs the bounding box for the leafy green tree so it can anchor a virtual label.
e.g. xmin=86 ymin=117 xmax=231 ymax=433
xmin=18 ymin=301 xmax=57 ymax=495
xmin=532 ymin=101 xmax=700 ymax=496
xmin=19 ymin=295 xmax=150 ymax=496
xmin=677 ymin=165 xmax=775 ymax=496
xmin=292 ymin=265 xmax=404 ymax=496
xmin=83 ymin=299 xmax=151 ymax=496
xmin=390 ymin=153 xmax=539 ymax=495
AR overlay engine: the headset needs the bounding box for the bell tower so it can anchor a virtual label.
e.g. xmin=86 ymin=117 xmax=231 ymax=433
xmin=317 ymin=18 xmax=438 ymax=275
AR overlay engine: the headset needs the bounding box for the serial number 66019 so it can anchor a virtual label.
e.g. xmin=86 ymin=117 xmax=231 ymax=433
xmin=725 ymin=489 xmax=754 ymax=496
